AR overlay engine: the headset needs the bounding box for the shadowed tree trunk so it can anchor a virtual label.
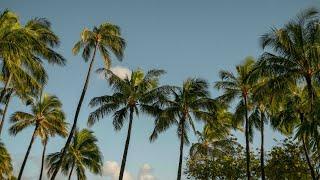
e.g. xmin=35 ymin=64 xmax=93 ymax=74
xmin=244 ymin=95 xmax=251 ymax=180
xmin=0 ymin=92 xmax=12 ymax=136
xmin=260 ymin=111 xmax=265 ymax=180
xmin=18 ymin=125 xmax=39 ymax=180
xmin=119 ymin=107 xmax=134 ymax=180
xmin=68 ymin=162 xmax=75 ymax=180
xmin=0 ymin=74 xmax=12 ymax=104
xmin=299 ymin=113 xmax=317 ymax=180
xmin=39 ymin=141 xmax=47 ymax=180
xmin=177 ymin=118 xmax=185 ymax=180
xmin=305 ymin=75 xmax=314 ymax=110
xmin=50 ymin=44 xmax=98 ymax=180
xmin=302 ymin=137 xmax=316 ymax=180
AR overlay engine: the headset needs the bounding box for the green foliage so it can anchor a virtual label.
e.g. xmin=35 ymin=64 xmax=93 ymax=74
xmin=186 ymin=136 xmax=260 ymax=180
xmin=265 ymin=139 xmax=313 ymax=180
xmin=9 ymin=93 xmax=68 ymax=141
xmin=0 ymin=141 xmax=15 ymax=179
xmin=72 ymin=22 xmax=126 ymax=68
xmin=47 ymin=129 xmax=103 ymax=180
xmin=88 ymin=68 xmax=166 ymax=128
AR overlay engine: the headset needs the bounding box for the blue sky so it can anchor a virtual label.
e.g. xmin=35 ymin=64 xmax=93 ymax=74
xmin=1 ymin=0 xmax=320 ymax=179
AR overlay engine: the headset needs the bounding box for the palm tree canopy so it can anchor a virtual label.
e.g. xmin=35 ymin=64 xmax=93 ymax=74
xmin=215 ymin=57 xmax=258 ymax=129
xmin=258 ymin=7 xmax=320 ymax=97
xmin=9 ymin=94 xmax=68 ymax=141
xmin=189 ymin=105 xmax=235 ymax=157
xmin=72 ymin=23 xmax=126 ymax=69
xmin=0 ymin=141 xmax=14 ymax=179
xmin=0 ymin=10 xmax=66 ymax=99
xmin=88 ymin=68 xmax=167 ymax=129
xmin=215 ymin=57 xmax=257 ymax=103
xmin=150 ymin=78 xmax=218 ymax=144
xmin=47 ymin=129 xmax=103 ymax=180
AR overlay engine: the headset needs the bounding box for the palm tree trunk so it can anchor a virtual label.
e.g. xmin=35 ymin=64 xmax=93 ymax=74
xmin=260 ymin=111 xmax=265 ymax=180
xmin=177 ymin=119 xmax=185 ymax=180
xmin=305 ymin=75 xmax=314 ymax=111
xmin=50 ymin=44 xmax=98 ymax=180
xmin=0 ymin=74 xmax=12 ymax=103
xmin=68 ymin=162 xmax=75 ymax=180
xmin=0 ymin=92 xmax=12 ymax=136
xmin=18 ymin=125 xmax=39 ymax=180
xmin=119 ymin=107 xmax=134 ymax=180
xmin=39 ymin=141 xmax=47 ymax=180
xmin=244 ymin=96 xmax=251 ymax=180
xmin=299 ymin=113 xmax=317 ymax=180
xmin=302 ymin=137 xmax=317 ymax=180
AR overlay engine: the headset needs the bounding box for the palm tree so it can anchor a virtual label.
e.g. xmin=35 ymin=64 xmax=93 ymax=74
xmin=248 ymin=76 xmax=274 ymax=180
xmin=258 ymin=8 xmax=320 ymax=179
xmin=259 ymin=7 xmax=320 ymax=111
xmin=0 ymin=12 xmax=66 ymax=137
xmin=271 ymin=84 xmax=318 ymax=179
xmin=47 ymin=129 xmax=103 ymax=180
xmin=249 ymin=98 xmax=268 ymax=180
xmin=9 ymin=94 xmax=67 ymax=180
xmin=214 ymin=57 xmax=258 ymax=180
xmin=150 ymin=78 xmax=216 ymax=180
xmin=0 ymin=140 xmax=14 ymax=179
xmin=51 ymin=22 xmax=126 ymax=180
xmin=0 ymin=13 xmax=66 ymax=103
xmin=190 ymin=105 xmax=234 ymax=158
xmin=88 ymin=68 xmax=166 ymax=180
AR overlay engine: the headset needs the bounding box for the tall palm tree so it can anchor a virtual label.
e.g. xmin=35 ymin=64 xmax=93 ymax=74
xmin=249 ymin=99 xmax=268 ymax=180
xmin=248 ymin=76 xmax=273 ymax=180
xmin=0 ymin=12 xmax=66 ymax=137
xmin=88 ymin=68 xmax=166 ymax=180
xmin=0 ymin=140 xmax=14 ymax=180
xmin=51 ymin=22 xmax=126 ymax=180
xmin=259 ymin=7 xmax=320 ymax=110
xmin=258 ymin=8 xmax=320 ymax=179
xmin=214 ymin=57 xmax=258 ymax=180
xmin=271 ymin=84 xmax=318 ymax=179
xmin=47 ymin=129 xmax=103 ymax=180
xmin=150 ymin=78 xmax=216 ymax=180
xmin=9 ymin=94 xmax=67 ymax=180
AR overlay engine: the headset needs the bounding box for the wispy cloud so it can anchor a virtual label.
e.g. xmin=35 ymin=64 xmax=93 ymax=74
xmin=138 ymin=164 xmax=156 ymax=180
xmin=99 ymin=66 xmax=132 ymax=80
xmin=103 ymin=161 xmax=133 ymax=180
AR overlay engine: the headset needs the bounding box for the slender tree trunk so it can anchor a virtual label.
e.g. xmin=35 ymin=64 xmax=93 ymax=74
xmin=50 ymin=44 xmax=98 ymax=180
xmin=305 ymin=75 xmax=314 ymax=111
xmin=119 ymin=107 xmax=134 ymax=180
xmin=0 ymin=92 xmax=12 ymax=136
xmin=177 ymin=118 xmax=185 ymax=180
xmin=299 ymin=113 xmax=317 ymax=180
xmin=68 ymin=162 xmax=75 ymax=180
xmin=0 ymin=74 xmax=12 ymax=103
xmin=39 ymin=141 xmax=47 ymax=180
xmin=244 ymin=95 xmax=251 ymax=180
xmin=302 ymin=137 xmax=317 ymax=180
xmin=260 ymin=111 xmax=265 ymax=180
xmin=18 ymin=125 xmax=39 ymax=180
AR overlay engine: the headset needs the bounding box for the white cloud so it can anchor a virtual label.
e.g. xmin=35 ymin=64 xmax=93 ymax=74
xmin=103 ymin=161 xmax=133 ymax=180
xmin=98 ymin=66 xmax=132 ymax=80
xmin=138 ymin=164 xmax=156 ymax=180
xmin=110 ymin=66 xmax=132 ymax=80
